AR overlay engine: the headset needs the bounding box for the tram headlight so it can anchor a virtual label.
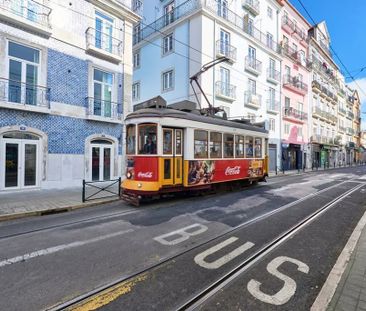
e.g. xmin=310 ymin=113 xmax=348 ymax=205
xmin=126 ymin=171 xmax=132 ymax=179
xmin=137 ymin=183 xmax=142 ymax=188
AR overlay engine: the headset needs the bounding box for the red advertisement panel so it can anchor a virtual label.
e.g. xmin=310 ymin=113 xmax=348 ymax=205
xmin=128 ymin=157 xmax=159 ymax=181
xmin=187 ymin=159 xmax=263 ymax=185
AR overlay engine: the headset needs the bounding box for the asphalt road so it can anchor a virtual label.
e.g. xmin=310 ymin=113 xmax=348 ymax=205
xmin=0 ymin=166 xmax=365 ymax=311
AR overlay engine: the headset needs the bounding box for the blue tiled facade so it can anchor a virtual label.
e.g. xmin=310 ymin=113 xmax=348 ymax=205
xmin=47 ymin=49 xmax=89 ymax=107
xmin=0 ymin=108 xmax=122 ymax=155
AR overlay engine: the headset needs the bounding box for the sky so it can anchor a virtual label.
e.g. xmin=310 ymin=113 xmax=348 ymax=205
xmin=290 ymin=0 xmax=366 ymax=129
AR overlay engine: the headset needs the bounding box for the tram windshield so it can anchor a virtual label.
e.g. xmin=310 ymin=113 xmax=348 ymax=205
xmin=138 ymin=124 xmax=157 ymax=155
xmin=126 ymin=124 xmax=136 ymax=154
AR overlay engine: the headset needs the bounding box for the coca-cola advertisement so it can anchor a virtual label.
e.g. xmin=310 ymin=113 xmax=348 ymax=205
xmin=133 ymin=157 xmax=159 ymax=181
xmin=188 ymin=159 xmax=263 ymax=185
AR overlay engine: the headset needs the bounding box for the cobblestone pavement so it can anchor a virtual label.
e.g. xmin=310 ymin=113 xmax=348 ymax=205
xmin=328 ymin=226 xmax=366 ymax=311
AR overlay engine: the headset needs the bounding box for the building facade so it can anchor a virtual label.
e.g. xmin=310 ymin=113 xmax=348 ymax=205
xmin=133 ymin=0 xmax=283 ymax=170
xmin=278 ymin=0 xmax=311 ymax=170
xmin=0 ymin=0 xmax=140 ymax=191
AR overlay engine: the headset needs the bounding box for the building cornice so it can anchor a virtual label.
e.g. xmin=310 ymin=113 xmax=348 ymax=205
xmin=87 ymin=0 xmax=141 ymax=24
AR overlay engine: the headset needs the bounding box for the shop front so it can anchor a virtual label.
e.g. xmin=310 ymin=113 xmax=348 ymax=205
xmin=281 ymin=143 xmax=303 ymax=170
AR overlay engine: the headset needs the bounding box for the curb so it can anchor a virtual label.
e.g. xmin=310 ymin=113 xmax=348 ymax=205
xmin=0 ymin=197 xmax=120 ymax=223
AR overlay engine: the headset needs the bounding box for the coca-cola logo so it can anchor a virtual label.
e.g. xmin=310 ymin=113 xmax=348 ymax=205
xmin=138 ymin=172 xmax=153 ymax=178
xmin=225 ymin=166 xmax=241 ymax=176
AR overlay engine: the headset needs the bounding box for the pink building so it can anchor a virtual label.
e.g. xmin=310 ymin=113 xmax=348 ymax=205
xmin=278 ymin=0 xmax=312 ymax=170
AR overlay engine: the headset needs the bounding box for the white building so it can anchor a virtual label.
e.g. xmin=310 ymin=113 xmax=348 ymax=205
xmin=133 ymin=0 xmax=283 ymax=169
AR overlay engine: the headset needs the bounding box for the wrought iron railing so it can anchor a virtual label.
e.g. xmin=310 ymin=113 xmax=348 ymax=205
xmin=284 ymin=107 xmax=308 ymax=121
xmin=216 ymin=40 xmax=237 ymax=61
xmin=215 ymin=81 xmax=236 ymax=99
xmin=347 ymin=111 xmax=355 ymax=119
xmin=245 ymin=56 xmax=262 ymax=73
xmin=0 ymin=0 xmax=51 ymax=27
xmin=266 ymin=99 xmax=280 ymax=112
xmin=267 ymin=68 xmax=280 ymax=82
xmin=282 ymin=44 xmax=311 ymax=68
xmin=244 ymin=91 xmax=261 ymax=108
xmin=283 ymin=75 xmax=308 ymax=93
xmin=0 ymin=78 xmax=50 ymax=108
xmin=85 ymin=97 xmax=122 ymax=120
xmin=86 ymin=27 xmax=123 ymax=57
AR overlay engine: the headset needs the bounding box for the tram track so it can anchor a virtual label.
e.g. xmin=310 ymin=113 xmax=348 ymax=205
xmin=47 ymin=180 xmax=363 ymax=311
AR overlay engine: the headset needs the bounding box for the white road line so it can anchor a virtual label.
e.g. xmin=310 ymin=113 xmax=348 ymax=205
xmin=0 ymin=229 xmax=133 ymax=268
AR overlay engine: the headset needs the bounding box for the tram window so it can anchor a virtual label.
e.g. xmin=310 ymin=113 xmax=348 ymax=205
xmin=224 ymin=134 xmax=234 ymax=158
xmin=235 ymin=135 xmax=244 ymax=158
xmin=126 ymin=124 xmax=136 ymax=155
xmin=210 ymin=132 xmax=222 ymax=158
xmin=138 ymin=124 xmax=157 ymax=155
xmin=194 ymin=130 xmax=208 ymax=158
xmin=246 ymin=136 xmax=254 ymax=158
xmin=255 ymin=137 xmax=262 ymax=158
xmin=175 ymin=130 xmax=182 ymax=155
xmin=163 ymin=129 xmax=173 ymax=155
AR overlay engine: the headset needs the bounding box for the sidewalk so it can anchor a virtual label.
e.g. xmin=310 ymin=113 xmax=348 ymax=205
xmin=0 ymin=186 xmax=120 ymax=221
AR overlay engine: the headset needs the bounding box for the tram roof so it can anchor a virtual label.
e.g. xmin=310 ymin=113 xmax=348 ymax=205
xmin=125 ymin=108 xmax=268 ymax=134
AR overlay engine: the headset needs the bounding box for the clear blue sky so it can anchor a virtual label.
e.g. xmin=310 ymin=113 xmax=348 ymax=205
xmin=291 ymin=0 xmax=366 ymax=124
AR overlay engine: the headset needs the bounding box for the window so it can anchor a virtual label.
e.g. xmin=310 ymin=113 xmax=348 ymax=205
xmin=224 ymin=134 xmax=234 ymax=158
xmin=138 ymin=124 xmax=157 ymax=154
xmin=219 ymin=29 xmax=230 ymax=55
xmin=220 ymin=67 xmax=230 ymax=96
xmin=8 ymin=41 xmax=40 ymax=106
xmin=285 ymin=123 xmax=290 ymax=134
xmin=164 ymin=2 xmax=175 ymax=26
xmin=266 ymin=32 xmax=273 ymax=49
xmin=285 ymin=97 xmax=290 ymax=108
xmin=267 ymin=6 xmax=273 ymax=19
xmin=248 ymin=46 xmax=256 ymax=61
xmin=95 ymin=11 xmax=113 ymax=53
xmin=284 ymin=65 xmax=291 ymax=77
xmin=298 ymin=102 xmax=303 ymax=112
xmin=248 ymin=113 xmax=256 ymax=123
xmin=248 ymin=78 xmax=256 ymax=94
xmin=126 ymin=124 xmax=136 ymax=154
xmin=245 ymin=136 xmax=254 ymax=158
xmin=269 ymin=118 xmax=275 ymax=132
xmin=163 ymin=33 xmax=174 ymax=55
xmin=175 ymin=130 xmax=182 ymax=155
xmin=254 ymin=138 xmax=262 ymax=158
xmin=134 ymin=23 xmax=141 ymax=43
xmin=235 ymin=135 xmax=244 ymax=158
xmin=247 ymin=17 xmax=254 ymax=35
xmin=162 ymin=70 xmax=174 ymax=91
xmin=194 ymin=130 xmax=208 ymax=158
xmin=217 ymin=0 xmax=228 ymax=19
xmin=292 ymin=43 xmax=297 ymax=52
xmin=210 ymin=132 xmax=222 ymax=158
xmin=93 ymin=69 xmax=113 ymax=117
xmin=268 ymin=87 xmax=275 ymax=109
xmin=283 ymin=35 xmax=289 ymax=45
xmin=133 ymin=51 xmax=140 ymax=68
xmin=163 ymin=129 xmax=173 ymax=155
xmin=298 ymin=126 xmax=303 ymax=137
xmin=132 ymin=82 xmax=140 ymax=101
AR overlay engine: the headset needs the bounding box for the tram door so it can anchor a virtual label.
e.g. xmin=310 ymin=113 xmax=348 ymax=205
xmin=162 ymin=128 xmax=183 ymax=186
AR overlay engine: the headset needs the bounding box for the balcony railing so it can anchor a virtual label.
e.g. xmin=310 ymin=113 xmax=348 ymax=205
xmin=319 ymin=40 xmax=331 ymax=56
xmin=284 ymin=107 xmax=308 ymax=121
xmin=281 ymin=16 xmax=307 ymax=42
xmin=245 ymin=56 xmax=262 ymax=75
xmin=282 ymin=44 xmax=311 ymax=68
xmin=134 ymin=0 xmax=281 ymax=54
xmin=242 ymin=0 xmax=260 ymax=16
xmin=0 ymin=0 xmax=51 ymax=28
xmin=267 ymin=68 xmax=280 ymax=84
xmin=244 ymin=91 xmax=261 ymax=109
xmin=311 ymin=135 xmax=340 ymax=145
xmin=86 ymin=27 xmax=123 ymax=60
xmin=215 ymin=81 xmax=236 ymax=100
xmin=313 ymin=107 xmax=337 ymax=124
xmin=311 ymin=57 xmax=337 ymax=84
xmin=266 ymin=99 xmax=280 ymax=113
xmin=339 ymin=126 xmax=346 ymax=133
xmin=347 ymin=111 xmax=355 ymax=119
xmin=0 ymin=77 xmax=50 ymax=109
xmin=85 ymin=97 xmax=122 ymax=120
xmin=339 ymin=107 xmax=346 ymax=115
xmin=216 ymin=40 xmax=237 ymax=62
xmin=283 ymin=75 xmax=308 ymax=95
xmin=346 ymin=127 xmax=354 ymax=136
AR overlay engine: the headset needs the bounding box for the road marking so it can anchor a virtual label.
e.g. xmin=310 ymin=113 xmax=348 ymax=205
xmin=247 ymin=256 xmax=309 ymax=305
xmin=194 ymin=237 xmax=254 ymax=269
xmin=311 ymin=205 xmax=366 ymax=310
xmin=358 ymin=174 xmax=366 ymax=180
xmin=153 ymin=223 xmax=208 ymax=246
xmin=0 ymin=229 xmax=133 ymax=268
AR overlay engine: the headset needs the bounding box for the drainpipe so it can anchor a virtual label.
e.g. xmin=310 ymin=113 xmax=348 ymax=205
xmin=277 ymin=7 xmax=282 ymax=172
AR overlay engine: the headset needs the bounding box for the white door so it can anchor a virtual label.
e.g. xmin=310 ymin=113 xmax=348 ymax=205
xmin=90 ymin=143 xmax=113 ymax=181
xmin=1 ymin=138 xmax=39 ymax=190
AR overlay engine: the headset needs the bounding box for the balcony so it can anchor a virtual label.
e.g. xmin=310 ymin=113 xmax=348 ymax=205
xmin=266 ymin=99 xmax=280 ymax=114
xmin=312 ymin=107 xmax=336 ymax=124
xmin=311 ymin=135 xmax=339 ymax=145
xmin=281 ymin=16 xmax=294 ymax=34
xmin=215 ymin=81 xmax=236 ymax=101
xmin=86 ymin=27 xmax=123 ymax=63
xmin=312 ymin=80 xmax=321 ymax=93
xmin=284 ymin=107 xmax=308 ymax=122
xmin=0 ymin=78 xmax=50 ymax=113
xmin=244 ymin=91 xmax=261 ymax=109
xmin=339 ymin=107 xmax=346 ymax=116
xmin=311 ymin=57 xmax=337 ymax=84
xmin=242 ymin=0 xmax=260 ymax=16
xmin=216 ymin=40 xmax=237 ymax=63
xmin=245 ymin=56 xmax=262 ymax=75
xmin=85 ymin=97 xmax=122 ymax=123
xmin=346 ymin=127 xmax=354 ymax=136
xmin=283 ymin=75 xmax=308 ymax=96
xmin=347 ymin=111 xmax=355 ymax=119
xmin=0 ymin=0 xmax=52 ymax=36
xmin=339 ymin=126 xmax=346 ymax=134
xmin=282 ymin=44 xmax=311 ymax=69
xmin=293 ymin=24 xmax=308 ymax=43
xmin=267 ymin=68 xmax=280 ymax=84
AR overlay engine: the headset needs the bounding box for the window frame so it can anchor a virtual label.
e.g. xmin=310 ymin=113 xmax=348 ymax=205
xmin=235 ymin=135 xmax=245 ymax=158
xmin=223 ymin=133 xmax=234 ymax=158
xmin=194 ymin=129 xmax=208 ymax=159
xmin=163 ymin=128 xmax=174 ymax=155
xmin=254 ymin=137 xmax=262 ymax=158
xmin=138 ymin=123 xmax=158 ymax=155
xmin=162 ymin=33 xmax=174 ymax=55
xmin=209 ymin=131 xmax=223 ymax=159
xmin=132 ymin=81 xmax=140 ymax=101
xmin=162 ymin=69 xmax=174 ymax=92
xmin=245 ymin=136 xmax=254 ymax=158
xmin=133 ymin=50 xmax=140 ymax=69
xmin=126 ymin=124 xmax=136 ymax=155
